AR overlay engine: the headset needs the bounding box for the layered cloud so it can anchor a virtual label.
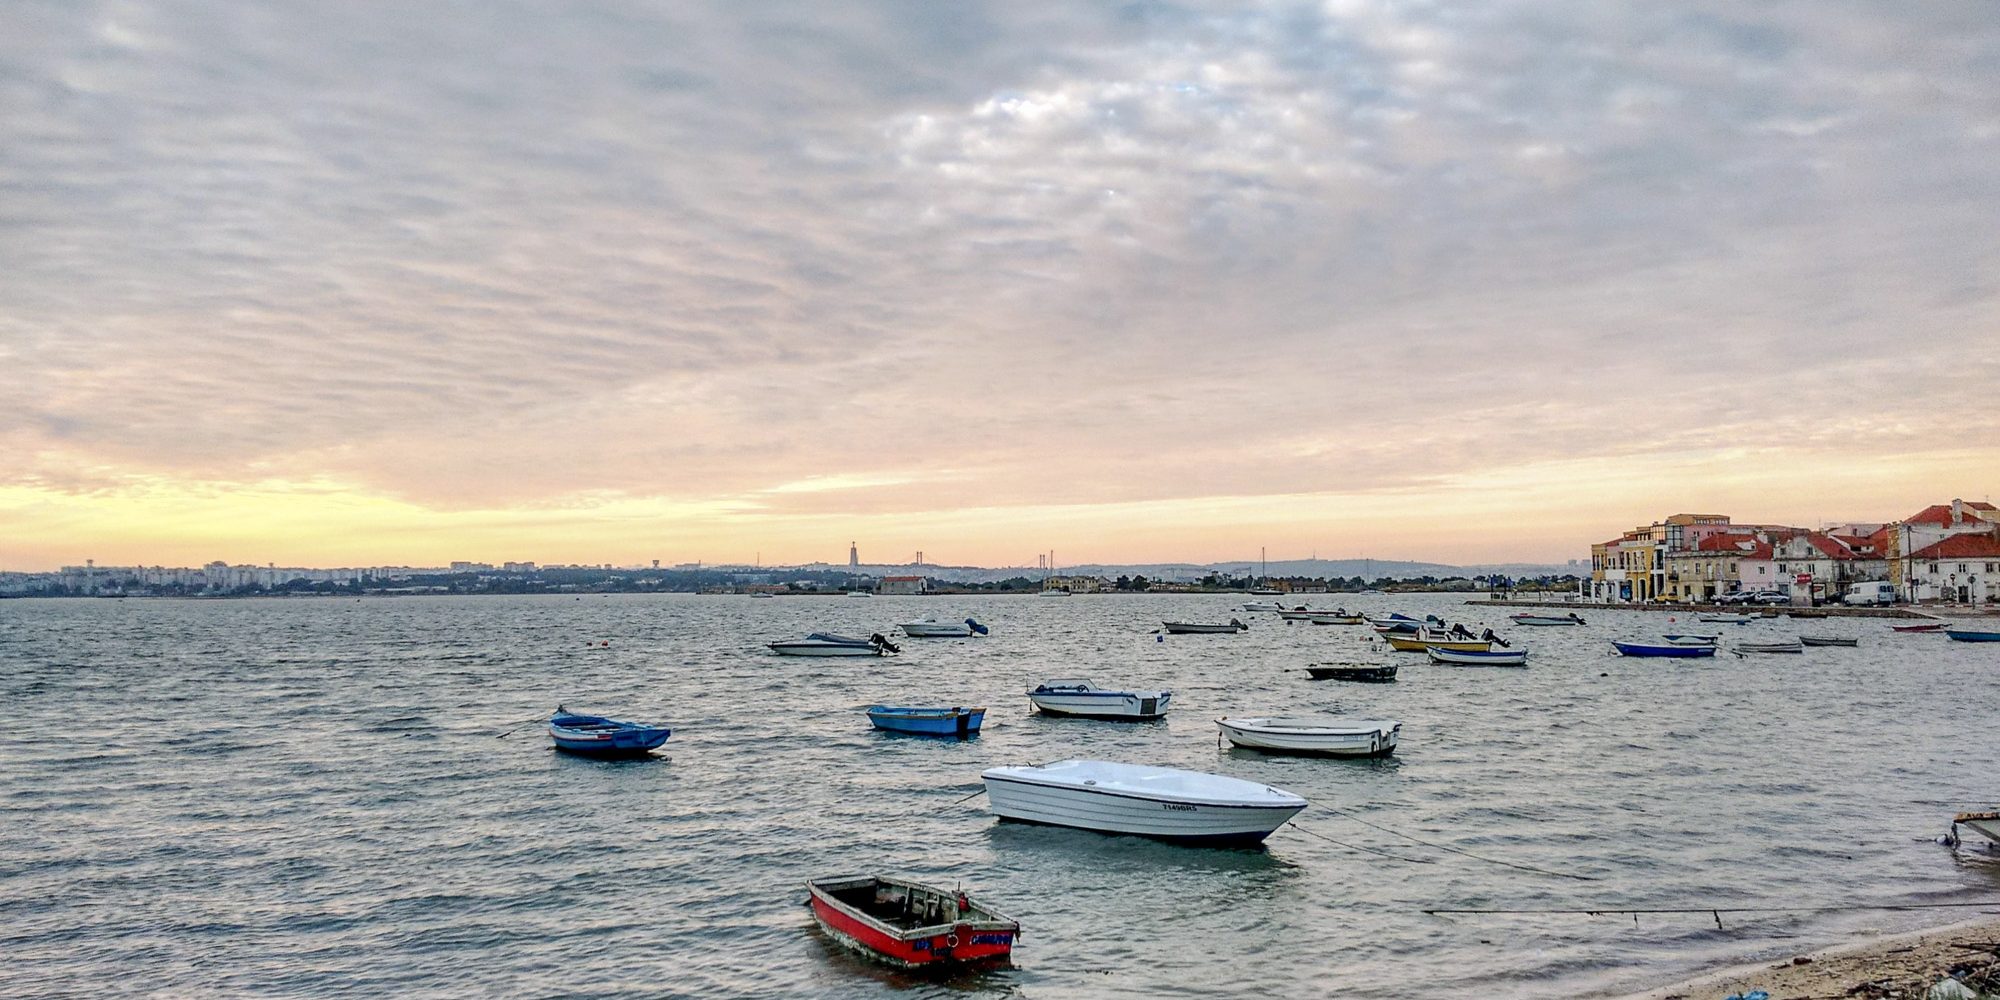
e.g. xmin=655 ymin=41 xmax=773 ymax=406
xmin=1 ymin=2 xmax=1995 ymax=567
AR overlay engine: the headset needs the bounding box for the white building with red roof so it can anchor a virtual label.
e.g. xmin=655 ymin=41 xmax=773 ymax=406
xmin=1888 ymin=499 xmax=2000 ymax=602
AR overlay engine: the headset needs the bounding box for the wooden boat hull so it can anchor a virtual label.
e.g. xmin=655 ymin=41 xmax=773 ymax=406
xmin=1385 ymin=635 xmax=1491 ymax=652
xmin=1698 ymin=615 xmax=1753 ymax=625
xmin=1944 ymin=628 xmax=2000 ymax=642
xmin=807 ymin=875 xmax=1017 ymax=969
xmin=1735 ymin=642 xmax=1804 ymax=654
xmin=1216 ymin=718 xmax=1399 ymax=757
xmin=867 ymin=706 xmax=984 ymax=737
xmin=1426 ymin=646 xmax=1528 ymax=666
xmin=547 ymin=713 xmax=671 ymax=758
xmin=1308 ymin=615 xmax=1366 ymax=625
xmin=1956 ymin=812 xmax=2000 ymax=845
xmin=1162 ymin=622 xmax=1245 ymax=634
xmin=1612 ymin=640 xmax=1719 ymax=658
xmin=1305 ymin=664 xmax=1398 ymax=682
xmin=1799 ymin=636 xmax=1859 ymax=647
xmin=1508 ymin=615 xmax=1583 ymax=626
xmin=982 ymin=762 xmax=1305 ymax=845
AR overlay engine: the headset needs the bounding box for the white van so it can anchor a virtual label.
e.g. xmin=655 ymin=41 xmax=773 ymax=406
xmin=1843 ymin=581 xmax=1896 ymax=606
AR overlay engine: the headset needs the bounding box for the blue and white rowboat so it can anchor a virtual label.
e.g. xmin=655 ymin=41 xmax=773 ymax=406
xmin=1611 ymin=639 xmax=1719 ymax=658
xmin=547 ymin=707 xmax=671 ymax=758
xmin=866 ymin=705 xmax=985 ymax=737
xmin=1425 ymin=645 xmax=1528 ymax=666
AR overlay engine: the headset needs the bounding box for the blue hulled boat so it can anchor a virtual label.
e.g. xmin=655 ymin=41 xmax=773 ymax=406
xmin=1944 ymin=627 xmax=2000 ymax=643
xmin=1611 ymin=639 xmax=1719 ymax=658
xmin=547 ymin=707 xmax=672 ymax=757
xmin=866 ymin=705 xmax=985 ymax=737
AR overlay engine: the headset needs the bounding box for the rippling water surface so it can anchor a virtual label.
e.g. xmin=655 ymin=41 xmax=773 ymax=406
xmin=4 ymin=594 xmax=1998 ymax=998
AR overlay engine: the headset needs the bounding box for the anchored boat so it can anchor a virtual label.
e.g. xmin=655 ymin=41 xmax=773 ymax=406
xmin=1799 ymin=635 xmax=1860 ymax=647
xmin=1944 ymin=627 xmax=2000 ymax=643
xmin=1954 ymin=811 xmax=2000 ymax=846
xmin=1216 ymin=717 xmax=1401 ymax=757
xmin=1734 ymin=640 xmax=1804 ymax=654
xmin=1026 ymin=679 xmax=1170 ymax=720
xmin=1308 ymin=614 xmax=1367 ymax=625
xmin=898 ymin=618 xmax=989 ymax=638
xmin=1612 ymin=639 xmax=1719 ymax=658
xmin=1305 ymin=663 xmax=1399 ymax=682
xmin=866 ymin=705 xmax=985 ymax=737
xmin=1508 ymin=612 xmax=1585 ymax=626
xmin=806 ymin=874 xmax=1019 ymax=969
xmin=981 ymin=759 xmax=1306 ymax=845
xmin=546 ymin=707 xmax=671 ymax=758
xmin=1426 ymin=645 xmax=1528 ymax=666
xmin=769 ymin=632 xmax=900 ymax=657
xmin=1163 ymin=619 xmax=1248 ymax=634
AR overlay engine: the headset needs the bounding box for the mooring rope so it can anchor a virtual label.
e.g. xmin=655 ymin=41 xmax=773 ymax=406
xmin=1324 ymin=809 xmax=1601 ymax=881
xmin=1424 ymin=904 xmax=2000 ymax=932
xmin=1425 ymin=900 xmax=2000 ymax=918
xmin=1283 ymin=821 xmax=1436 ymax=865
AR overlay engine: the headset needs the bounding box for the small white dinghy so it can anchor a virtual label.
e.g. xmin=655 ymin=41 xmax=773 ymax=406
xmin=1026 ymin=679 xmax=1170 ymax=720
xmin=981 ymin=759 xmax=1307 ymax=845
xmin=1216 ymin=717 xmax=1401 ymax=758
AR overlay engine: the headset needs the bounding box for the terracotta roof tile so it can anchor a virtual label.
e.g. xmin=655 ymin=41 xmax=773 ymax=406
xmin=1905 ymin=533 xmax=2000 ymax=561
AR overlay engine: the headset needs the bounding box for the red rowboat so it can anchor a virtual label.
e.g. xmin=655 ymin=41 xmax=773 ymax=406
xmin=807 ymin=874 xmax=1019 ymax=969
xmin=1891 ymin=623 xmax=1949 ymax=633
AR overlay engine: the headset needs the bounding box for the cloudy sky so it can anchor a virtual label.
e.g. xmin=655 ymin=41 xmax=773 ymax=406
xmin=2 ymin=2 xmax=1996 ymax=571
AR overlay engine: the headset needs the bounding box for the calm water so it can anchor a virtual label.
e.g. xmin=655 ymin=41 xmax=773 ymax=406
xmin=3 ymin=593 xmax=1997 ymax=998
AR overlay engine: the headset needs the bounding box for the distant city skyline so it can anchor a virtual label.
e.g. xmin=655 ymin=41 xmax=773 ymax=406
xmin=3 ymin=5 xmax=1996 ymax=574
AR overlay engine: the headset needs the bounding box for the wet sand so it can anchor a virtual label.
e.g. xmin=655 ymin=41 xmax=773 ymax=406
xmin=1624 ymin=915 xmax=2000 ymax=1000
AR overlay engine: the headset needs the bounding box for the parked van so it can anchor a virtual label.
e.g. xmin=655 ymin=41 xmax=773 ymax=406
xmin=1843 ymin=581 xmax=1896 ymax=606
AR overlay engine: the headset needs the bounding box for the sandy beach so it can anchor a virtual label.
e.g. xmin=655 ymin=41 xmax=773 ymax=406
xmin=1624 ymin=914 xmax=2000 ymax=1000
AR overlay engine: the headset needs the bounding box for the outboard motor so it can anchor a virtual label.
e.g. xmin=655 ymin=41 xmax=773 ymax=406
xmin=966 ymin=618 xmax=989 ymax=636
xmin=870 ymin=633 xmax=901 ymax=654
xmin=1230 ymin=617 xmax=1247 ymax=630
xmin=1482 ymin=628 xmax=1510 ymax=648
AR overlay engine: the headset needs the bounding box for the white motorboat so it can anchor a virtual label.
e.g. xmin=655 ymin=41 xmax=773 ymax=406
xmin=898 ymin=618 xmax=989 ymax=638
xmin=1216 ymin=717 xmax=1401 ymax=757
xmin=1309 ymin=614 xmax=1367 ymax=625
xmin=769 ymin=632 xmax=899 ymax=657
xmin=1508 ymin=612 xmax=1584 ymax=626
xmin=981 ymin=759 xmax=1307 ymax=844
xmin=1037 ymin=588 xmax=1070 ymax=598
xmin=847 ymin=591 xmax=874 ymax=598
xmin=1026 ymin=679 xmax=1170 ymax=720
xmin=1239 ymin=601 xmax=1284 ymax=613
xmin=1162 ymin=619 xmax=1247 ymax=634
